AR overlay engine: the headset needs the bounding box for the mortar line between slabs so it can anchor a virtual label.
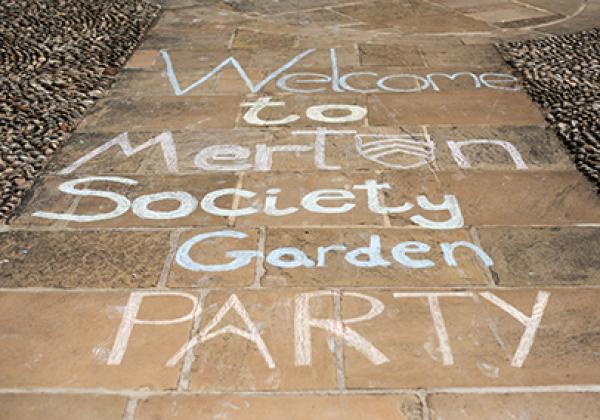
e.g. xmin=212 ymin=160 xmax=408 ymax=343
xmin=156 ymin=228 xmax=183 ymax=289
xmin=177 ymin=290 xmax=207 ymax=392
xmin=2 ymin=385 xmax=600 ymax=398
xmin=3 ymin=223 xmax=600 ymax=233
xmin=2 ymin=284 xmax=600 ymax=293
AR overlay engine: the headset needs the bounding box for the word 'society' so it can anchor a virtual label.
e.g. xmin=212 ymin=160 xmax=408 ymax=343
xmin=106 ymin=290 xmax=550 ymax=370
xmin=160 ymin=48 xmax=520 ymax=95
xmin=59 ymin=130 xmax=529 ymax=175
xmin=33 ymin=177 xmax=464 ymax=229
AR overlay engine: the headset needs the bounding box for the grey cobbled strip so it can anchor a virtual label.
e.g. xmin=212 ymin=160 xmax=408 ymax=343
xmin=497 ymin=28 xmax=600 ymax=192
xmin=0 ymin=0 xmax=160 ymax=220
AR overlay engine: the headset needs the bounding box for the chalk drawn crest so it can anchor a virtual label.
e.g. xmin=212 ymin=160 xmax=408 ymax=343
xmin=355 ymin=133 xmax=435 ymax=169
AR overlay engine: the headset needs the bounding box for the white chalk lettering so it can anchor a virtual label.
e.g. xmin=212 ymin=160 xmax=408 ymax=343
xmin=295 ymin=291 xmax=389 ymax=366
xmin=176 ymin=230 xmax=260 ymax=272
xmin=132 ymin=191 xmax=198 ymax=220
xmin=241 ymin=97 xmax=300 ymax=126
xmin=447 ymin=139 xmax=527 ymax=170
xmin=167 ymin=294 xmax=275 ymax=368
xmin=394 ymin=292 xmax=474 ymax=366
xmin=441 ymin=241 xmax=494 ymax=267
xmin=194 ymin=145 xmax=253 ymax=172
xmin=33 ymin=176 xmax=136 ymax=222
xmin=479 ymin=291 xmax=550 ymax=367
xmin=58 ymin=132 xmax=178 ymax=175
xmin=305 ymin=104 xmax=367 ymax=124
xmin=301 ymin=189 xmax=356 ymax=214
xmin=107 ymin=291 xmax=200 ymax=365
xmin=410 ymin=195 xmax=464 ymax=230
xmin=161 ymin=48 xmax=316 ymax=95
xmin=391 ymin=241 xmax=434 ymax=269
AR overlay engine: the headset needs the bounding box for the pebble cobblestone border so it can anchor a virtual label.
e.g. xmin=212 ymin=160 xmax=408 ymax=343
xmin=0 ymin=0 xmax=161 ymax=220
xmin=497 ymin=28 xmax=600 ymax=192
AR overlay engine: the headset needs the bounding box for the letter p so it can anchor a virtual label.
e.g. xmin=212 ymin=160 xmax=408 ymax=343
xmin=107 ymin=291 xmax=199 ymax=365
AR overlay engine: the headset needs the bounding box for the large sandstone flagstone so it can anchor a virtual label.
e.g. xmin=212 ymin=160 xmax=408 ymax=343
xmin=0 ymin=230 xmax=170 ymax=288
xmin=428 ymin=392 xmax=600 ymax=420
xmin=0 ymin=292 xmax=192 ymax=389
xmin=134 ymin=394 xmax=423 ymax=420
xmin=0 ymin=394 xmax=127 ymax=420
xmin=478 ymin=227 xmax=600 ymax=286
xmin=367 ymin=90 xmax=544 ymax=126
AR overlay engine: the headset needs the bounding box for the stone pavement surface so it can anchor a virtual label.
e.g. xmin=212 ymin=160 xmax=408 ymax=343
xmin=1 ymin=0 xmax=600 ymax=419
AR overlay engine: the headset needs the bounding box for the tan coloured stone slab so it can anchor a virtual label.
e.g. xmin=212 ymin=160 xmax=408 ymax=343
xmin=478 ymin=227 xmax=600 ymax=286
xmin=232 ymin=29 xmax=299 ymax=50
xmin=428 ymin=393 xmax=600 ymax=420
xmin=234 ymin=172 xmax=385 ymax=227
xmin=367 ymin=91 xmax=544 ymax=126
xmin=343 ymin=289 xmax=600 ymax=388
xmin=168 ymin=228 xmax=258 ymax=288
xmin=140 ymin=26 xmax=234 ymax=50
xmin=0 ymin=292 xmax=195 ymax=389
xmin=263 ymin=228 xmax=490 ymax=287
xmin=248 ymin=47 xmax=360 ymax=68
xmin=78 ymin=96 xmax=240 ymax=132
xmin=110 ymin=69 xmax=218 ymax=97
xmin=435 ymin=171 xmax=600 ymax=226
xmin=420 ymin=44 xmax=506 ymax=68
xmin=0 ymin=394 xmax=127 ymax=420
xmin=135 ymin=394 xmax=423 ymax=419
xmin=14 ymin=175 xmax=237 ymax=229
xmin=333 ymin=1 xmax=493 ymax=32
xmin=0 ymin=230 xmax=170 ymax=288
xmin=125 ymin=49 xmax=161 ymax=70
xmin=186 ymin=290 xmax=337 ymax=391
xmin=358 ymin=44 xmax=424 ymax=67
xmin=428 ymin=125 xmax=573 ymax=171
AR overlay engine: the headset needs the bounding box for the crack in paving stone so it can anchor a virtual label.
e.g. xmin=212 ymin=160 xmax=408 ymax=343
xmin=0 ymin=0 xmax=161 ymax=221
xmin=496 ymin=28 xmax=600 ymax=193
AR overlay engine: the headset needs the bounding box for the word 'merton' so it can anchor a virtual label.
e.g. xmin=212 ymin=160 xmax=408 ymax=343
xmin=161 ymin=48 xmax=520 ymax=95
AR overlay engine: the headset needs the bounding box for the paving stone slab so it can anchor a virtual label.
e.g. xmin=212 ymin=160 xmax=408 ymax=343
xmin=367 ymin=91 xmax=544 ymax=126
xmin=332 ymin=1 xmax=493 ymax=32
xmin=433 ymin=171 xmax=600 ymax=226
xmin=343 ymin=288 xmax=600 ymax=388
xmin=134 ymin=394 xmax=423 ymax=420
xmin=0 ymin=394 xmax=127 ymax=420
xmin=428 ymin=125 xmax=573 ymax=171
xmin=478 ymin=227 xmax=600 ymax=286
xmin=0 ymin=230 xmax=170 ymax=288
xmin=0 ymin=292 xmax=192 ymax=389
xmin=428 ymin=392 xmax=600 ymax=420
xmin=78 ymin=96 xmax=241 ymax=132
xmin=12 ymin=175 xmax=237 ymax=229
